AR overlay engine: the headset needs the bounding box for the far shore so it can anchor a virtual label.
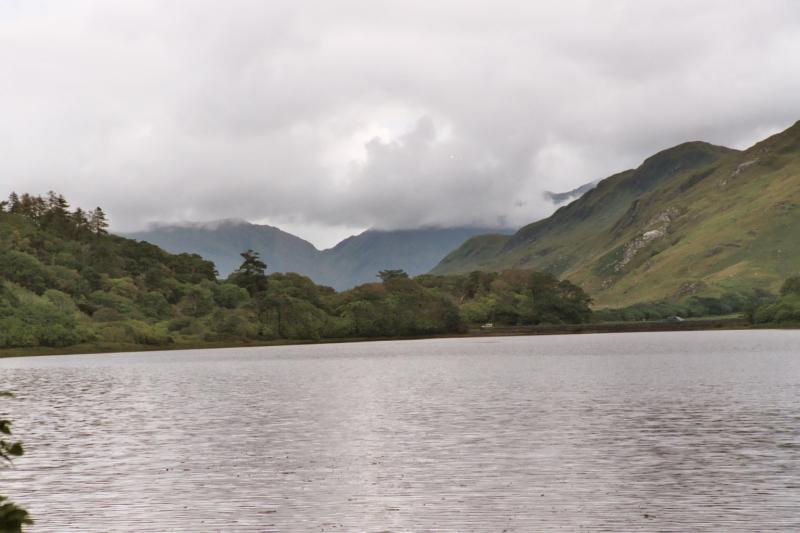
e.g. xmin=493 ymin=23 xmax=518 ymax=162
xmin=1 ymin=316 xmax=793 ymax=359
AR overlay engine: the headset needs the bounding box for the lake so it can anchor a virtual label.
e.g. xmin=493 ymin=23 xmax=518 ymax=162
xmin=1 ymin=330 xmax=799 ymax=532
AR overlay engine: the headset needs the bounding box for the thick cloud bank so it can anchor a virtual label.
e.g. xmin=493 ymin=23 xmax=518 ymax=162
xmin=3 ymin=1 xmax=800 ymax=245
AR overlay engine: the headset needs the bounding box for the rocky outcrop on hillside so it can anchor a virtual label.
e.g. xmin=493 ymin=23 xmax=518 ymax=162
xmin=615 ymin=207 xmax=681 ymax=272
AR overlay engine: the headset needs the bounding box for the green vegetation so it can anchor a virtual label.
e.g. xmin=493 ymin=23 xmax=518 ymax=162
xmin=433 ymin=121 xmax=800 ymax=308
xmin=0 ymin=192 xmax=591 ymax=354
xmin=417 ymin=270 xmax=592 ymax=326
xmin=595 ymin=288 xmax=772 ymax=322
xmin=1 ymin=393 xmax=31 ymax=533
xmin=752 ymin=276 xmax=800 ymax=324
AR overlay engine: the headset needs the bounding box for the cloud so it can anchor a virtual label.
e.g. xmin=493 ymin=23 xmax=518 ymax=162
xmin=2 ymin=0 xmax=800 ymax=243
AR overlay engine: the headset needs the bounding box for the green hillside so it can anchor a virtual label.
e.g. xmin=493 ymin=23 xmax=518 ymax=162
xmin=433 ymin=121 xmax=800 ymax=307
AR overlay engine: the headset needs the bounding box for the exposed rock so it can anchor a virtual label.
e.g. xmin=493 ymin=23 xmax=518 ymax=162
xmin=732 ymin=159 xmax=759 ymax=177
xmin=614 ymin=207 xmax=681 ymax=272
xmin=719 ymin=158 xmax=759 ymax=187
xmin=645 ymin=207 xmax=681 ymax=229
xmin=616 ymin=230 xmax=665 ymax=271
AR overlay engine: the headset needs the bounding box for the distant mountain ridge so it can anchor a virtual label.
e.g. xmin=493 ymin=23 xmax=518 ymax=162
xmin=127 ymin=220 xmax=321 ymax=281
xmin=433 ymin=121 xmax=800 ymax=307
xmin=544 ymin=181 xmax=597 ymax=204
xmin=125 ymin=223 xmax=513 ymax=290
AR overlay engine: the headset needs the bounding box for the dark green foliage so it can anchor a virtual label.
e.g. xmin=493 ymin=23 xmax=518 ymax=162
xmin=752 ymin=278 xmax=800 ymax=324
xmin=418 ymin=269 xmax=593 ymax=326
xmin=1 ymin=393 xmax=32 ymax=532
xmin=0 ymin=286 xmax=89 ymax=347
xmin=177 ymin=285 xmax=214 ymax=317
xmin=0 ymin=495 xmax=31 ymax=532
xmin=0 ymin=397 xmax=24 ymax=464
xmin=595 ymin=288 xmax=774 ymax=322
xmin=228 ymin=250 xmax=268 ymax=295
xmin=211 ymin=283 xmax=249 ymax=309
xmin=0 ymin=251 xmax=51 ymax=295
xmin=377 ymin=269 xmax=409 ymax=282
xmin=333 ymin=277 xmax=462 ymax=336
xmin=89 ymin=207 xmax=108 ymax=235
xmin=780 ymin=276 xmax=800 ymax=296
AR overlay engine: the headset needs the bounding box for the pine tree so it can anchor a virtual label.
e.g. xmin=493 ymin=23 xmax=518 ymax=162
xmin=230 ymin=249 xmax=269 ymax=295
xmin=46 ymin=191 xmax=69 ymax=217
xmin=72 ymin=207 xmax=88 ymax=230
xmin=88 ymin=207 xmax=109 ymax=235
xmin=7 ymin=192 xmax=19 ymax=213
xmin=42 ymin=191 xmax=71 ymax=232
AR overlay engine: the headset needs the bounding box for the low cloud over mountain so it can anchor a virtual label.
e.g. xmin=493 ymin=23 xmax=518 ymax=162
xmin=3 ymin=1 xmax=800 ymax=246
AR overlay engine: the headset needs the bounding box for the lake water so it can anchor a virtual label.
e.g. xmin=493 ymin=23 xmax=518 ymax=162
xmin=1 ymin=330 xmax=800 ymax=532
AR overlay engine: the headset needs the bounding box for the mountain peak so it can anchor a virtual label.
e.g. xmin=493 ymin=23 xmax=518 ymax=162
xmin=623 ymin=140 xmax=734 ymax=192
xmin=747 ymin=119 xmax=800 ymax=155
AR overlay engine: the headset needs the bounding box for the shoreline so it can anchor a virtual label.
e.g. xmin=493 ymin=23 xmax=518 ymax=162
xmin=1 ymin=317 xmax=789 ymax=359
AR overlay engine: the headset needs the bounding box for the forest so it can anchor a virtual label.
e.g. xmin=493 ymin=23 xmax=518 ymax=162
xmin=0 ymin=192 xmax=594 ymax=351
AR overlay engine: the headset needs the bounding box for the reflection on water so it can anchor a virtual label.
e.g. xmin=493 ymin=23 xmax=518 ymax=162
xmin=1 ymin=330 xmax=800 ymax=532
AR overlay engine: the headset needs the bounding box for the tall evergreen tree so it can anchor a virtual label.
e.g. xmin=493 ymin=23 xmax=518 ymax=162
xmin=7 ymin=192 xmax=19 ymax=213
xmin=229 ymin=249 xmax=269 ymax=295
xmin=42 ymin=191 xmax=71 ymax=232
xmin=72 ymin=207 xmax=88 ymax=230
xmin=88 ymin=207 xmax=109 ymax=235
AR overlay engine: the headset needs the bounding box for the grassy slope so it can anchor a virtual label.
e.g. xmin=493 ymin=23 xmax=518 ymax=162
xmin=432 ymin=122 xmax=800 ymax=307
xmin=433 ymin=233 xmax=512 ymax=272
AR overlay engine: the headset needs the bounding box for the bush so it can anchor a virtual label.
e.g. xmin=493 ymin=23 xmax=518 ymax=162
xmin=753 ymin=281 xmax=800 ymax=324
xmin=212 ymin=283 xmax=249 ymax=309
xmin=0 ymin=251 xmax=51 ymax=294
xmin=781 ymin=276 xmax=800 ymax=297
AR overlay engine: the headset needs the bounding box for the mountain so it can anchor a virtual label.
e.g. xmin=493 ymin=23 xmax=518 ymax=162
xmin=544 ymin=181 xmax=597 ymax=204
xmin=125 ymin=220 xmax=323 ymax=282
xmin=433 ymin=121 xmax=800 ymax=307
xmin=126 ymin=223 xmax=512 ymax=290
xmin=320 ymin=227 xmax=514 ymax=290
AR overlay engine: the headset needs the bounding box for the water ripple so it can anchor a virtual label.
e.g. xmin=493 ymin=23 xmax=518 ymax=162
xmin=1 ymin=330 xmax=799 ymax=531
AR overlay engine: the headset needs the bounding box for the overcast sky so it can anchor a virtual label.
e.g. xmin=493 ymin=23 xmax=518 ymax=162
xmin=2 ymin=1 xmax=800 ymax=248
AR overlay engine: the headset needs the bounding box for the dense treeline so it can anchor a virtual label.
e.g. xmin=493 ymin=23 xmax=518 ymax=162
xmin=0 ymin=193 xmax=593 ymax=350
xmin=594 ymin=288 xmax=773 ymax=322
xmin=0 ymin=192 xmax=219 ymax=348
xmin=417 ymin=270 xmax=593 ymax=325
